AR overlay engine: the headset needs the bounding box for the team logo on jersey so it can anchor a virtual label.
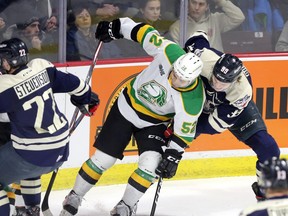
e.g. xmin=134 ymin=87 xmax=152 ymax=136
xmin=137 ymin=80 xmax=167 ymax=107
xmin=234 ymin=95 xmax=250 ymax=109
xmin=227 ymin=109 xmax=242 ymax=118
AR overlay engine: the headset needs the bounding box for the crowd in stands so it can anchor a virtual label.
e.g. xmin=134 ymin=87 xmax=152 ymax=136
xmin=0 ymin=0 xmax=288 ymax=62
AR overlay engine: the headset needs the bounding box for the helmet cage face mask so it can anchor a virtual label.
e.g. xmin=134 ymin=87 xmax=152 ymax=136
xmin=170 ymin=69 xmax=193 ymax=88
xmin=172 ymin=52 xmax=203 ymax=86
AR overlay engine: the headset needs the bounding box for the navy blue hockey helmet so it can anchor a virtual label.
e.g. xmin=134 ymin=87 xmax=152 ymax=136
xmin=213 ymin=54 xmax=242 ymax=83
xmin=0 ymin=38 xmax=29 ymax=70
xmin=259 ymin=157 xmax=288 ymax=190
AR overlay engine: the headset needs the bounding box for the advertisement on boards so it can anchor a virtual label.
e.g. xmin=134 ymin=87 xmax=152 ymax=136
xmin=89 ymin=59 xmax=288 ymax=157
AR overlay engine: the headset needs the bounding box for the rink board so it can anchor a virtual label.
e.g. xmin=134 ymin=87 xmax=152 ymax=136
xmin=41 ymin=57 xmax=288 ymax=191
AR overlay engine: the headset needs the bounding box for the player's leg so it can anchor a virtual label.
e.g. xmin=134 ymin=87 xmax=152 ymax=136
xmin=0 ymin=140 xmax=63 ymax=215
xmin=20 ymin=177 xmax=41 ymax=215
xmin=60 ymin=103 xmax=135 ymax=216
xmin=10 ymin=183 xmax=26 ymax=216
xmin=0 ymin=184 xmax=10 ymax=216
xmin=229 ymin=101 xmax=280 ymax=200
xmin=110 ymin=124 xmax=168 ymax=216
xmin=245 ymin=130 xmax=280 ymax=201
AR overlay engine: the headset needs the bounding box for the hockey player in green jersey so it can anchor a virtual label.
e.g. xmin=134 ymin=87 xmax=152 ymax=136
xmin=60 ymin=17 xmax=205 ymax=216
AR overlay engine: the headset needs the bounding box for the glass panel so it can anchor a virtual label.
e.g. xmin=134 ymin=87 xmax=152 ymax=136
xmin=172 ymin=0 xmax=287 ymax=54
xmin=66 ymin=0 xmax=180 ymax=60
xmin=220 ymin=0 xmax=282 ymax=53
xmin=0 ymin=0 xmax=60 ymax=63
xmin=231 ymin=0 xmax=286 ymax=54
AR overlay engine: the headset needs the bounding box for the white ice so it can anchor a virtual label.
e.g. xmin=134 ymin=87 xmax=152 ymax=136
xmin=41 ymin=175 xmax=258 ymax=216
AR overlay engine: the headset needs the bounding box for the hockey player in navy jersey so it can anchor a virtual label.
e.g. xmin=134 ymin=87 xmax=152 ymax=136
xmin=60 ymin=17 xmax=205 ymax=216
xmin=183 ymin=31 xmax=280 ymax=201
xmin=239 ymin=157 xmax=288 ymax=216
xmin=0 ymin=38 xmax=100 ymax=216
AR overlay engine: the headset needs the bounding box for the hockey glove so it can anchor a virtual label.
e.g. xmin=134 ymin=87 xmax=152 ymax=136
xmin=71 ymin=92 xmax=100 ymax=116
xmin=95 ymin=18 xmax=123 ymax=43
xmin=251 ymin=182 xmax=266 ymax=201
xmin=155 ymin=149 xmax=183 ymax=179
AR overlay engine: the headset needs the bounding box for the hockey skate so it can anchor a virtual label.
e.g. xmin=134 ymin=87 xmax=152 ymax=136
xmin=251 ymin=182 xmax=266 ymax=201
xmin=26 ymin=206 xmax=40 ymax=216
xmin=12 ymin=206 xmax=26 ymax=216
xmin=110 ymin=200 xmax=137 ymax=216
xmin=59 ymin=190 xmax=82 ymax=216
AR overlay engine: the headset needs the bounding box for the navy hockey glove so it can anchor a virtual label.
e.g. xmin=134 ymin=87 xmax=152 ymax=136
xmin=95 ymin=18 xmax=123 ymax=43
xmin=155 ymin=149 xmax=183 ymax=179
xmin=71 ymin=92 xmax=100 ymax=116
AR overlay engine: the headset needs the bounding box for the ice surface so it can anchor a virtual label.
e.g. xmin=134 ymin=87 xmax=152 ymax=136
xmin=41 ymin=176 xmax=257 ymax=216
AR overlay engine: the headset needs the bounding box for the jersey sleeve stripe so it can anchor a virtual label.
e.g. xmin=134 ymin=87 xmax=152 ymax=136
xmin=69 ymin=81 xmax=89 ymax=96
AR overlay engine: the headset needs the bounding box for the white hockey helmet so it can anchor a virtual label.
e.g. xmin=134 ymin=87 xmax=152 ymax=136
xmin=173 ymin=52 xmax=203 ymax=83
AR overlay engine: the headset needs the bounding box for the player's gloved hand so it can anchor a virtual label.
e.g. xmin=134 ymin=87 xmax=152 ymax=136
xmin=184 ymin=30 xmax=208 ymax=55
xmin=155 ymin=149 xmax=183 ymax=179
xmin=71 ymin=92 xmax=100 ymax=116
xmin=95 ymin=18 xmax=123 ymax=43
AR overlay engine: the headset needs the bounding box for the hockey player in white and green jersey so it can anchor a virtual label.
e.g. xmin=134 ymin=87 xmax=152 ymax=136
xmin=60 ymin=17 xmax=205 ymax=216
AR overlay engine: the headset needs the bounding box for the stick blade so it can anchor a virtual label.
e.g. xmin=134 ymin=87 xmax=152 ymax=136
xmin=42 ymin=208 xmax=54 ymax=216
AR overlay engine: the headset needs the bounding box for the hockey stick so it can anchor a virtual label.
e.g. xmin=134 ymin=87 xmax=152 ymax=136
xmin=41 ymin=125 xmax=82 ymax=216
xmin=41 ymin=169 xmax=58 ymax=216
xmin=150 ymin=176 xmax=163 ymax=216
xmin=69 ymin=41 xmax=103 ymax=131
xmin=41 ymin=41 xmax=103 ymax=216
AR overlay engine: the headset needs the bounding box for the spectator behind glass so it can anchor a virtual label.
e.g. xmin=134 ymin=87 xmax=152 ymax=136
xmin=275 ymin=20 xmax=288 ymax=51
xmin=40 ymin=15 xmax=58 ymax=43
xmin=0 ymin=12 xmax=7 ymax=42
xmin=133 ymin=0 xmax=161 ymax=27
xmin=10 ymin=12 xmax=57 ymax=62
xmin=169 ymin=0 xmax=245 ymax=51
xmin=68 ymin=0 xmax=129 ymax=22
xmin=116 ymin=0 xmax=173 ymax=58
xmin=66 ymin=3 xmax=123 ymax=61
xmin=124 ymin=0 xmax=162 ymax=58
xmin=3 ymin=0 xmax=54 ymax=27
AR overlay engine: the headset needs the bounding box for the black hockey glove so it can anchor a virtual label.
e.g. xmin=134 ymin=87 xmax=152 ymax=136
xmin=95 ymin=18 xmax=123 ymax=43
xmin=155 ymin=149 xmax=183 ymax=179
xmin=71 ymin=92 xmax=100 ymax=116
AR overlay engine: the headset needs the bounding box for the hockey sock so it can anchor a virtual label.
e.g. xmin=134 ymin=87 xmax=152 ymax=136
xmin=74 ymin=159 xmax=104 ymax=196
xmin=122 ymin=168 xmax=155 ymax=207
xmin=0 ymin=189 xmax=10 ymax=216
xmin=20 ymin=177 xmax=41 ymax=207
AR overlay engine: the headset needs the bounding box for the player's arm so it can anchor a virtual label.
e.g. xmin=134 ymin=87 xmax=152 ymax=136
xmin=95 ymin=17 xmax=183 ymax=58
xmin=31 ymin=59 xmax=100 ymax=116
xmin=205 ymin=103 xmax=244 ymax=133
xmin=184 ymin=31 xmax=223 ymax=57
xmin=215 ymin=0 xmax=245 ymax=32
